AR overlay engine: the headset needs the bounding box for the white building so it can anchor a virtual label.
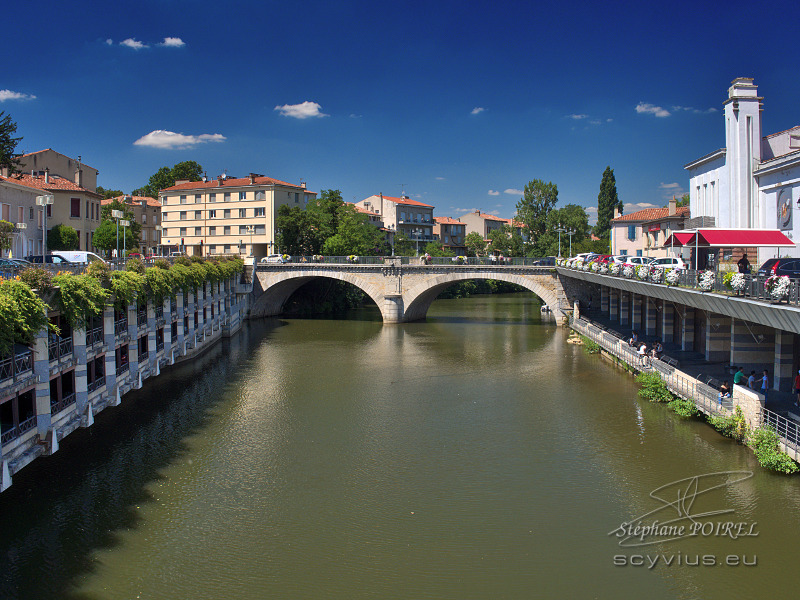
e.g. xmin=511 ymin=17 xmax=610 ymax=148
xmin=685 ymin=77 xmax=800 ymax=263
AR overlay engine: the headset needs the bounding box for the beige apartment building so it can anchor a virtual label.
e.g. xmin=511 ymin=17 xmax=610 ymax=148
xmin=433 ymin=217 xmax=467 ymax=254
xmin=0 ymin=178 xmax=44 ymax=257
xmin=356 ymin=194 xmax=435 ymax=247
xmin=102 ymin=196 xmax=163 ymax=255
xmin=459 ymin=210 xmax=507 ymax=240
xmin=0 ymin=172 xmax=102 ymax=252
xmin=159 ymin=173 xmax=316 ymax=257
xmin=15 ymin=149 xmax=99 ymax=192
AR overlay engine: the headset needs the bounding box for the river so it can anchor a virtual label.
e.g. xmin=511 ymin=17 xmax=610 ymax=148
xmin=0 ymin=292 xmax=798 ymax=599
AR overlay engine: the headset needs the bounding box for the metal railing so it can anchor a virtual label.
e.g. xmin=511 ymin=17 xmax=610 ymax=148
xmin=116 ymin=362 xmax=129 ymax=377
xmin=87 ymin=326 xmax=103 ymax=346
xmin=156 ymin=341 xmax=164 ymax=352
xmin=1 ymin=415 xmax=37 ymax=445
xmin=260 ymin=255 xmax=557 ymax=267
xmin=761 ymin=408 xmax=800 ymax=455
xmin=50 ymin=392 xmax=76 ymax=414
xmin=139 ymin=348 xmax=149 ymax=361
xmin=155 ymin=305 xmax=164 ymax=320
xmin=137 ymin=308 xmax=148 ymax=327
xmin=114 ymin=318 xmax=128 ymax=336
xmin=0 ymin=349 xmax=33 ymax=382
xmin=48 ymin=336 xmax=73 ymax=362
xmin=88 ymin=375 xmax=106 ymax=393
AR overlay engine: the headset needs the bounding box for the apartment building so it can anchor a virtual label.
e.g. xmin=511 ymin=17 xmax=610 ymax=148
xmin=15 ymin=149 xmax=99 ymax=192
xmin=610 ymin=201 xmax=690 ymax=258
xmin=159 ymin=173 xmax=316 ymax=257
xmin=0 ymin=178 xmax=44 ymax=257
xmin=0 ymin=172 xmax=102 ymax=252
xmin=459 ymin=210 xmax=507 ymax=240
xmin=356 ymin=194 xmax=435 ymax=245
xmin=433 ymin=217 xmax=467 ymax=254
xmin=102 ymin=196 xmax=163 ymax=255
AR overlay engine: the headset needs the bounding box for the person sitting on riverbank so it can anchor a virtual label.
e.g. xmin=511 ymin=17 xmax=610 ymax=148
xmin=654 ymin=341 xmax=663 ymax=357
xmin=733 ymin=366 xmax=747 ymax=387
xmin=629 ymin=331 xmax=638 ymax=346
xmin=719 ymin=381 xmax=731 ymax=404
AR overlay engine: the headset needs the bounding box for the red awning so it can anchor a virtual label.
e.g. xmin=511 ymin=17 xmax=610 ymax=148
xmin=662 ymin=229 xmax=795 ymax=248
xmin=662 ymin=231 xmax=695 ymax=247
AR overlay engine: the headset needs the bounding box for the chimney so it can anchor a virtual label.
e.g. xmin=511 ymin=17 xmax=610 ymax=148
xmin=614 ymin=207 xmax=621 ymax=218
xmin=75 ymin=168 xmax=83 ymax=187
xmin=669 ymin=196 xmax=677 ymax=216
xmin=217 ymin=175 xmax=224 ymax=187
xmin=300 ymin=180 xmax=306 ymax=189
xmin=44 ymin=167 xmax=50 ymax=184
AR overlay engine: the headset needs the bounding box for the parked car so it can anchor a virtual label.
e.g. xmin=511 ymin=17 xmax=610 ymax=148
xmin=169 ymin=251 xmax=185 ymax=258
xmin=0 ymin=258 xmax=21 ymax=273
xmin=591 ymin=255 xmax=614 ymax=264
xmin=649 ymin=256 xmax=687 ymax=270
xmin=25 ymin=254 xmax=73 ymax=264
xmin=127 ymin=252 xmax=144 ymax=260
xmin=757 ymin=258 xmax=800 ymax=278
xmin=624 ymin=256 xmax=656 ymax=267
xmin=608 ymin=255 xmax=628 ymax=264
xmin=261 ymin=254 xmax=289 ymax=264
xmin=52 ymin=251 xmax=107 ymax=264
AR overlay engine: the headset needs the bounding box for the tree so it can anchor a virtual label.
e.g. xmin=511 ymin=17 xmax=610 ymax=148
xmin=100 ymin=199 xmax=142 ymax=247
xmin=135 ymin=161 xmax=204 ymax=199
xmin=595 ymin=166 xmax=622 ymax=240
xmin=393 ymin=232 xmax=415 ymax=256
xmin=423 ymin=241 xmax=454 ymax=257
xmin=0 ymin=220 xmax=14 ymax=254
xmin=322 ymin=204 xmax=387 ymax=256
xmin=0 ymin=111 xmax=22 ymax=175
xmin=47 ymin=224 xmax=80 ymax=251
xmin=515 ymin=179 xmax=558 ymax=255
xmin=676 ymin=193 xmax=690 ymax=207
xmin=91 ymin=219 xmax=135 ymax=256
xmin=487 ymin=224 xmax=512 ymax=255
xmin=539 ymin=204 xmax=591 ymax=257
xmin=96 ymin=186 xmax=125 ymax=200
xmin=465 ymin=231 xmax=486 ymax=257
xmin=276 ymin=205 xmax=316 ymax=255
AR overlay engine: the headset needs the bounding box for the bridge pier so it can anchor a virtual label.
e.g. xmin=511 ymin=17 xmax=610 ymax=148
xmin=382 ymin=294 xmax=404 ymax=324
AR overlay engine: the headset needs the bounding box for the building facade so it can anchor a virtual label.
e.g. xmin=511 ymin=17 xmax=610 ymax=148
xmin=685 ymin=77 xmax=800 ymax=262
xmin=433 ymin=217 xmax=467 ymax=254
xmin=103 ymin=196 xmax=162 ymax=255
xmin=458 ymin=210 xmax=506 ymax=240
xmin=14 ymin=149 xmax=99 ymax=192
xmin=610 ymin=202 xmax=690 ymax=257
xmin=356 ymin=194 xmax=435 ymax=245
xmin=159 ymin=174 xmax=316 ymax=258
xmin=0 ymin=179 xmax=44 ymax=258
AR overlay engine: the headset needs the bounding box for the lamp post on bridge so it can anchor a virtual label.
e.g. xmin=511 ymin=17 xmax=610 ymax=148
xmin=35 ymin=194 xmax=54 ymax=261
xmin=555 ymin=223 xmax=567 ymax=258
xmin=111 ymin=209 xmax=124 ymax=260
xmin=567 ymin=229 xmax=575 ymax=258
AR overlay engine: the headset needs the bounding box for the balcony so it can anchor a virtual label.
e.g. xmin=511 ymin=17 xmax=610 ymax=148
xmin=116 ymin=362 xmax=129 ymax=377
xmin=137 ymin=308 xmax=148 ymax=328
xmin=0 ymin=349 xmax=33 ymax=383
xmin=155 ymin=305 xmax=164 ymax=320
xmin=50 ymin=392 xmax=77 ymax=415
xmin=48 ymin=335 xmax=73 ymax=362
xmin=88 ymin=376 xmax=106 ymax=394
xmin=114 ymin=317 xmax=128 ymax=336
xmin=1 ymin=415 xmax=37 ymax=446
xmin=156 ymin=341 xmax=165 ymax=353
xmin=87 ymin=326 xmax=103 ymax=347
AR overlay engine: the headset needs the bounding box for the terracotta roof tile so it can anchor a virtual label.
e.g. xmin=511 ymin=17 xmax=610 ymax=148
xmin=377 ymin=195 xmax=434 ymax=208
xmin=611 ymin=206 xmax=689 ymax=223
xmin=434 ymin=216 xmax=464 ymax=225
xmin=103 ymin=195 xmax=162 ymax=208
xmin=0 ymin=173 xmax=101 ymax=196
xmin=161 ymin=176 xmax=315 ymax=193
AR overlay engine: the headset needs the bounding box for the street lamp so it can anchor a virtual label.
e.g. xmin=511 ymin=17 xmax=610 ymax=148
xmin=245 ymin=225 xmax=255 ymax=257
xmin=35 ymin=194 xmax=54 ymax=261
xmin=566 ymin=229 xmax=576 ymax=258
xmin=111 ymin=209 xmax=124 ymax=259
xmin=388 ymin=224 xmax=395 ymax=256
xmin=14 ymin=222 xmax=26 ymax=259
xmin=155 ymin=225 xmax=162 ymax=257
xmin=120 ymin=219 xmax=130 ymax=256
xmin=555 ymin=223 xmax=567 ymax=258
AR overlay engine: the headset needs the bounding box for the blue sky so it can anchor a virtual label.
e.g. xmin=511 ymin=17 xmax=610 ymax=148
xmin=3 ymin=0 xmax=800 ymax=224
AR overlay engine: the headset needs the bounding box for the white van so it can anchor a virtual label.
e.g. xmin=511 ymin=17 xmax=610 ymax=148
xmin=52 ymin=251 xmax=108 ymax=264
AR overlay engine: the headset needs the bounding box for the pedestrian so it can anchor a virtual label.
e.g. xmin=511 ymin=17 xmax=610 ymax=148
xmin=747 ymin=370 xmax=756 ymax=390
xmin=719 ymin=380 xmax=731 ymax=404
xmin=629 ymin=331 xmax=638 ymax=346
xmin=761 ymin=369 xmax=769 ymax=402
xmin=733 ymin=366 xmax=747 ymax=387
xmin=637 ymin=343 xmax=648 ymax=367
xmin=737 ymin=252 xmax=751 ymax=274
xmin=794 ymin=370 xmax=800 ymax=408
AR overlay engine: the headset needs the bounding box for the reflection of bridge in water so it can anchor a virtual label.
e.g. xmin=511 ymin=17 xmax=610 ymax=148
xmin=251 ymin=260 xmax=568 ymax=323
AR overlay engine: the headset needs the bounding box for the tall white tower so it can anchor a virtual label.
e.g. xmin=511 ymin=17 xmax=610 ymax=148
xmin=723 ymin=77 xmax=762 ymax=228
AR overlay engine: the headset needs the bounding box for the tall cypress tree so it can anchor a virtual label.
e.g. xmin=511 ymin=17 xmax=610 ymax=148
xmin=0 ymin=111 xmax=23 ymax=175
xmin=595 ymin=166 xmax=621 ymax=239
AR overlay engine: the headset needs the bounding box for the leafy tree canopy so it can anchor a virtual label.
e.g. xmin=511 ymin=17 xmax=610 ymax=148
xmin=392 ymin=232 xmax=416 ymax=256
xmin=96 ymin=186 xmax=125 ymax=200
xmin=322 ymin=204 xmax=387 ymax=256
xmin=134 ymin=161 xmax=204 ymax=199
xmin=0 ymin=220 xmax=14 ymax=253
xmin=47 ymin=224 xmax=80 ymax=251
xmin=100 ymin=199 xmax=142 ymax=246
xmin=465 ymin=231 xmax=486 ymax=257
xmin=595 ymin=166 xmax=622 ymax=239
xmin=676 ymin=193 xmax=690 ymax=207
xmin=423 ymin=241 xmax=454 ymax=257
xmin=0 ymin=111 xmax=22 ymax=176
xmin=91 ymin=219 xmax=136 ymax=256
xmin=515 ymin=179 xmax=558 ymax=255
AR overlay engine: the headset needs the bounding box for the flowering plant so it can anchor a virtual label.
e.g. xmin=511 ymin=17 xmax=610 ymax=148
xmin=649 ymin=267 xmax=664 ymax=284
xmin=730 ymin=273 xmax=746 ymax=292
xmin=347 ymin=255 xmax=359 ymax=264
xmin=590 ymin=261 xmax=599 ymax=272
xmin=313 ymin=254 xmax=324 ymax=263
xmin=623 ymin=265 xmax=635 ymax=279
xmin=665 ymin=268 xmax=680 ymax=286
xmin=698 ymin=270 xmax=715 ymax=291
xmin=636 ymin=265 xmax=650 ymax=281
xmin=599 ymin=263 xmax=609 ymax=275
xmin=765 ymin=274 xmax=790 ymax=300
xmin=422 ymin=253 xmax=432 ymax=265
xmin=454 ymin=255 xmax=467 ymax=264
xmin=609 ymin=263 xmax=621 ymax=276
xmin=281 ymin=254 xmax=291 ymax=262
xmin=582 ymin=261 xmax=591 ymax=271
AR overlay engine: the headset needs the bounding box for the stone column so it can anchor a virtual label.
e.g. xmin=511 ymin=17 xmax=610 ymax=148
xmin=644 ymin=298 xmax=657 ymax=337
xmin=730 ymin=319 xmax=774 ymax=374
xmin=32 ymin=315 xmax=52 ymax=437
xmin=163 ymin=297 xmax=172 ymax=358
xmin=705 ymin=315 xmax=731 ymax=362
xmin=609 ymin=290 xmax=618 ymax=322
xmin=774 ymin=331 xmax=795 ymax=392
xmin=127 ymin=303 xmax=139 ymax=387
xmin=600 ymin=286 xmax=609 ymax=314
xmin=186 ymin=291 xmax=196 ymax=347
xmin=631 ymin=294 xmax=643 ymax=332
xmin=147 ymin=300 xmax=157 ymax=369
xmin=103 ymin=305 xmax=117 ymax=402
xmin=681 ymin=307 xmax=695 ymax=351
xmin=619 ymin=292 xmax=629 ymax=326
xmin=661 ymin=302 xmax=675 ymax=343
xmin=73 ymin=326 xmax=88 ymax=417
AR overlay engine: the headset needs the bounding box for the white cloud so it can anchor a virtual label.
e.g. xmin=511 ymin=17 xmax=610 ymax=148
xmin=504 ymin=188 xmax=524 ymax=196
xmin=585 ymin=206 xmax=598 ymax=213
xmin=659 ymin=182 xmax=681 ymax=189
xmin=160 ymin=37 xmax=185 ymax=47
xmin=453 ymin=207 xmax=478 ymax=214
xmin=589 ymin=119 xmax=601 ymax=125
xmin=624 ymin=202 xmax=660 ymax=212
xmin=635 ymin=102 xmax=670 ymax=118
xmin=349 ymin=113 xmax=362 ymax=119
xmin=133 ymin=130 xmax=226 ymax=149
xmin=435 ymin=176 xmax=446 ymax=181
xmin=0 ymin=89 xmax=36 ymax=102
xmin=105 ymin=38 xmax=113 ymax=45
xmin=275 ymin=101 xmax=328 ymax=119
xmin=488 ymin=189 xmax=500 ymax=196
xmin=471 ymin=107 xmax=486 ymax=115
xmin=568 ymin=114 xmax=588 ymax=120
xmin=672 ymin=105 xmax=717 ymax=114
xmin=121 ymin=38 xmax=148 ymax=50
xmin=659 ymin=182 xmax=685 ymax=199
xmin=607 ymin=118 xmax=613 ymax=122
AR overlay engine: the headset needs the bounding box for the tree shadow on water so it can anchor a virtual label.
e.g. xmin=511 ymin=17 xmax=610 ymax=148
xmin=0 ymin=320 xmax=279 ymax=600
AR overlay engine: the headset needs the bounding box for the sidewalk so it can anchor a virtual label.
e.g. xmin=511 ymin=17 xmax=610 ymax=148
xmin=580 ymin=307 xmax=800 ymax=418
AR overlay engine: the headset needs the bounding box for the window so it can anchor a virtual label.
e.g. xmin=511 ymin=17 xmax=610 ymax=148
xmin=620 ymin=249 xmax=628 ymax=256
xmin=162 ymin=196 xmax=168 ymax=205
xmin=85 ymin=200 xmax=89 ymax=219
xmin=239 ymin=208 xmax=246 ymax=218
xmin=208 ymin=210 xmax=216 ymax=218
xmin=180 ymin=212 xmax=187 ymax=220
xmin=37 ymin=209 xmax=43 ymax=228
xmin=17 ymin=206 xmax=23 ymax=223
xmin=254 ymin=225 xmax=266 ymax=235
xmin=239 ymin=191 xmax=246 ymax=200
xmin=163 ymin=212 xmax=169 ymax=221
xmin=180 ymin=227 xmax=187 ymax=236
xmin=223 ymin=209 xmax=231 ymax=218
xmin=223 ymin=244 xmax=230 ymax=253
xmin=627 ymin=225 xmax=636 ymax=241
xmin=209 ymin=226 xmax=216 ymax=236
xmin=46 ymin=205 xmax=52 ymax=218
xmin=239 ymin=225 xmax=248 ymax=234
xmin=194 ymin=211 xmax=202 ymax=220
xmin=142 ymin=213 xmax=147 ymax=224
xmin=209 ymin=193 xmax=216 ymax=203
xmin=400 ymin=212 xmax=406 ymax=222
xmin=71 ymin=198 xmax=81 ymax=218
xmin=224 ymin=192 xmax=231 ymax=202
xmin=223 ymin=226 xmax=231 ymax=235
xmin=180 ymin=195 xmax=187 ymax=204
xmin=194 ymin=227 xmax=201 ymax=236
xmin=209 ymin=246 xmax=216 ymax=254
xmin=294 ymin=192 xmax=299 ymax=203
xmin=195 ymin=194 xmax=201 ymax=203
xmin=255 ymin=207 xmax=265 ymax=217
xmin=29 ymin=207 xmax=33 ymax=220
xmin=636 ymin=249 xmax=643 ymax=257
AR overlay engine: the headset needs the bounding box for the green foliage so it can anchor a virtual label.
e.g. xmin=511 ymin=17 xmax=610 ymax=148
xmin=18 ymin=267 xmax=54 ymax=292
xmin=539 ymin=204 xmax=591 ymax=257
xmin=85 ymin=260 xmax=112 ymax=284
xmin=0 ymin=111 xmax=22 ymax=175
xmin=636 ymin=372 xmax=674 ymax=403
xmin=424 ymin=241 xmax=454 ymax=257
xmin=0 ymin=280 xmax=50 ymax=356
xmin=174 ymin=256 xmax=192 ymax=266
xmin=144 ymin=266 xmax=174 ymax=303
xmin=322 ymin=204 xmax=387 ymax=256
xmin=668 ymin=397 xmax=701 ymax=418
xmin=95 ymin=186 xmax=125 ymax=200
xmin=487 ymin=224 xmax=513 ymax=255
xmin=515 ymin=179 xmax=558 ymax=255
xmin=465 ymin=231 xmax=486 ymax=257
xmin=0 ymin=220 xmax=14 ymax=253
xmin=436 ymin=279 xmax=524 ymax=299
xmin=91 ymin=219 xmax=135 ymax=255
xmin=595 ymin=166 xmax=622 ymax=239
xmin=125 ymin=257 xmax=146 ymax=274
xmin=392 ymin=231 xmax=416 ymax=256
xmin=750 ymin=427 xmax=799 ymax=474
xmin=110 ymin=270 xmax=144 ymax=310
xmin=52 ymin=273 xmax=108 ymax=328
xmin=154 ymin=258 xmax=171 ymax=270
xmin=708 ymin=406 xmax=748 ymax=443
xmin=100 ymin=199 xmax=142 ymax=247
xmin=580 ymin=335 xmax=600 ymax=354
xmin=676 ymin=193 xmax=690 ymax=208
xmin=47 ymin=224 xmax=80 ymax=251
xmin=135 ymin=161 xmax=203 ymax=199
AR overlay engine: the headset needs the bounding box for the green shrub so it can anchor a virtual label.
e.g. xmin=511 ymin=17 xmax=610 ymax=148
xmin=52 ymin=273 xmax=108 ymax=328
xmin=86 ymin=261 xmax=112 ymax=284
xmin=636 ymin=372 xmax=673 ymax=403
xmin=750 ymin=427 xmax=799 ymax=474
xmin=154 ymin=258 xmax=171 ymax=270
xmin=110 ymin=270 xmax=144 ymax=311
xmin=17 ymin=267 xmax=54 ymax=292
xmin=125 ymin=257 xmax=146 ymax=274
xmin=144 ymin=266 xmax=174 ymax=304
xmin=174 ymin=257 xmax=192 ymax=267
xmin=189 ymin=255 xmax=205 ymax=264
xmin=708 ymin=406 xmax=748 ymax=443
xmin=0 ymin=279 xmax=51 ymax=355
xmin=668 ymin=397 xmax=700 ymax=418
xmin=580 ymin=335 xmax=600 ymax=354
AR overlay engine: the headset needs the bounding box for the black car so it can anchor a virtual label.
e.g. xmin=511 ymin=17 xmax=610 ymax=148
xmin=757 ymin=258 xmax=800 ymax=278
xmin=24 ymin=255 xmax=73 ymax=264
xmin=0 ymin=258 xmax=21 ymax=273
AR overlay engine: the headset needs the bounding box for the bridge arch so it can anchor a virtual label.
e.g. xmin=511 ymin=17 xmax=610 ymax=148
xmin=401 ymin=271 xmax=561 ymax=322
xmin=251 ymin=270 xmax=389 ymax=320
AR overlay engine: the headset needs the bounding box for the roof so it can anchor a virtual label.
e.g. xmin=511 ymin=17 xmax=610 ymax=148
xmin=663 ymin=228 xmax=795 ymax=248
xmin=377 ymin=195 xmax=434 ymax=208
xmin=467 ymin=211 xmax=506 ymax=222
xmin=434 ymin=216 xmax=465 ymax=225
xmin=103 ymin=195 xmax=162 ymax=208
xmin=684 ymin=148 xmax=726 ymax=171
xmin=612 ymin=206 xmax=690 ymax=223
xmin=0 ymin=173 xmax=101 ymax=197
xmin=20 ymin=148 xmax=98 ymax=171
xmin=349 ymin=202 xmax=380 ymax=216
xmin=161 ymin=175 xmax=314 ymax=193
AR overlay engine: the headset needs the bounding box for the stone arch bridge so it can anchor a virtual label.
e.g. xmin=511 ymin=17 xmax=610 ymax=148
xmin=251 ymin=260 xmax=571 ymax=323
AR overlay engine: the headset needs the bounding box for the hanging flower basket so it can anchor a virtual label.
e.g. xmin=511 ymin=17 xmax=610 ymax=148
xmin=599 ymin=263 xmax=609 ymax=275
xmin=347 ymin=255 xmax=360 ymax=264
xmin=609 ymin=263 xmax=621 ymax=276
xmin=623 ymin=265 xmax=635 ymax=279
xmin=636 ymin=265 xmax=649 ymax=281
xmin=665 ymin=268 xmax=680 ymax=286
xmin=765 ymin=274 xmax=790 ymax=302
xmin=649 ymin=267 xmax=664 ymax=284
xmin=698 ymin=270 xmax=715 ymax=291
